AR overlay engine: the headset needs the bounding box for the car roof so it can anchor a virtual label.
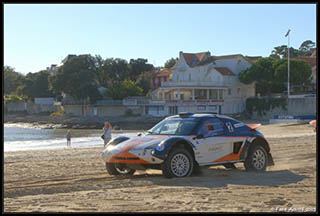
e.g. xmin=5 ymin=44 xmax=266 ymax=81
xmin=169 ymin=113 xmax=239 ymax=121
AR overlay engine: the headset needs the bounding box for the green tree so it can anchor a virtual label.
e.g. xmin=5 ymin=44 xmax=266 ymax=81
xmin=21 ymin=70 xmax=55 ymax=99
xmin=93 ymin=55 xmax=107 ymax=86
xmin=164 ymin=57 xmax=179 ymax=68
xmin=239 ymin=57 xmax=285 ymax=96
xmin=270 ymin=45 xmax=299 ymax=59
xmin=49 ymin=54 xmax=101 ymax=104
xmin=106 ymin=80 xmax=143 ymax=100
xmin=136 ymin=72 xmax=152 ymax=95
xmin=270 ymin=40 xmax=315 ymax=59
xmin=102 ymin=58 xmax=129 ymax=85
xmin=274 ymin=59 xmax=312 ymax=86
xmin=128 ymin=58 xmax=154 ymax=81
xmin=298 ymin=40 xmax=315 ymax=56
xmin=3 ymin=66 xmax=25 ymax=95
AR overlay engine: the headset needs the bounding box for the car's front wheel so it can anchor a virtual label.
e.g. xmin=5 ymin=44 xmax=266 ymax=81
xmin=106 ymin=163 xmax=136 ymax=175
xmin=244 ymin=144 xmax=268 ymax=172
xmin=162 ymin=148 xmax=194 ymax=178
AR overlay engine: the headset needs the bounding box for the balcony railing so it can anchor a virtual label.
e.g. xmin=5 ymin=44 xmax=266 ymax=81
xmin=165 ymin=99 xmax=224 ymax=104
xmin=162 ymin=81 xmax=227 ymax=87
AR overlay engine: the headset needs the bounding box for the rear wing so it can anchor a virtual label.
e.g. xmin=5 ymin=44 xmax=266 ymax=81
xmin=246 ymin=123 xmax=261 ymax=130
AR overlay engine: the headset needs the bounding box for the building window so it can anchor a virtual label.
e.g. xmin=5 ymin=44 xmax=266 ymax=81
xmin=228 ymin=88 xmax=232 ymax=95
xmin=219 ymin=90 xmax=224 ymax=100
xmin=197 ymin=105 xmax=206 ymax=111
xmin=237 ymin=88 xmax=240 ymax=96
xmin=241 ymin=89 xmax=247 ymax=98
xmin=209 ymin=89 xmax=218 ymax=100
xmin=195 ymin=89 xmax=206 ymax=99
xmin=208 ymin=105 xmax=217 ymax=111
xmin=189 ymin=73 xmax=191 ymax=81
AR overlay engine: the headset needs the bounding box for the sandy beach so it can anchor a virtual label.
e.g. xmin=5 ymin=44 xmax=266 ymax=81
xmin=4 ymin=123 xmax=317 ymax=213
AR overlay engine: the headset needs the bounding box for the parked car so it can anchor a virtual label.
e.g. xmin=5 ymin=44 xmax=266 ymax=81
xmin=101 ymin=113 xmax=274 ymax=178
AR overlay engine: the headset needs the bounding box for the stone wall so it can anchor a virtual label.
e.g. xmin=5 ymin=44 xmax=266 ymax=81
xmin=251 ymin=97 xmax=316 ymax=119
xmin=63 ymin=105 xmax=130 ymax=117
xmin=5 ymin=102 xmax=58 ymax=114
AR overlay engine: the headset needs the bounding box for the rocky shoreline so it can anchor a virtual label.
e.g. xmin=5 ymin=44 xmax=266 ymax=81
xmin=4 ymin=113 xmax=273 ymax=130
xmin=4 ymin=114 xmax=163 ymax=130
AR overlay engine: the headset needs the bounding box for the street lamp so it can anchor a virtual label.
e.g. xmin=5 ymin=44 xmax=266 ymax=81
xmin=285 ymin=28 xmax=291 ymax=98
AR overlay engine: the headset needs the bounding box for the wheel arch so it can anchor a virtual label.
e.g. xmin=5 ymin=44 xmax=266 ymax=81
xmin=240 ymin=136 xmax=270 ymax=160
xmin=240 ymin=136 xmax=274 ymax=166
xmin=152 ymin=137 xmax=196 ymax=163
xmin=250 ymin=136 xmax=270 ymax=153
xmin=169 ymin=140 xmax=196 ymax=161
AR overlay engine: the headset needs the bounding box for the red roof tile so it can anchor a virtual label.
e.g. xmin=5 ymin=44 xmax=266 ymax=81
xmin=213 ymin=54 xmax=258 ymax=63
xmin=182 ymin=52 xmax=211 ymax=67
xmin=292 ymin=57 xmax=317 ymax=68
xmin=215 ymin=67 xmax=235 ymax=76
xmin=213 ymin=54 xmax=243 ymax=59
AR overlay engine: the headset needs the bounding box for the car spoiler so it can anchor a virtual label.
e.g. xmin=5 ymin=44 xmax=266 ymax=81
xmin=246 ymin=123 xmax=261 ymax=130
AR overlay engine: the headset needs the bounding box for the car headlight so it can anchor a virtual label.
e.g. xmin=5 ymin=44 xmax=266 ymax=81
xmin=155 ymin=141 xmax=165 ymax=151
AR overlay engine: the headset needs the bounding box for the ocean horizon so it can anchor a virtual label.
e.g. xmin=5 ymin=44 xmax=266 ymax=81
xmin=4 ymin=123 xmax=140 ymax=152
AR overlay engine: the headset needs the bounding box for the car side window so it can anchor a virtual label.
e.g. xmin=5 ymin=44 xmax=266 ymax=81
xmin=199 ymin=118 xmax=224 ymax=137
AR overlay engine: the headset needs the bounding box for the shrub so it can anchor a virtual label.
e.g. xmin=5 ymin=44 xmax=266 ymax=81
xmin=50 ymin=107 xmax=65 ymax=116
xmin=4 ymin=94 xmax=24 ymax=103
xmin=246 ymin=97 xmax=287 ymax=117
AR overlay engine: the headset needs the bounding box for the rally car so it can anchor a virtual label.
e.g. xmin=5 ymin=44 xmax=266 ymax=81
xmin=101 ymin=113 xmax=274 ymax=178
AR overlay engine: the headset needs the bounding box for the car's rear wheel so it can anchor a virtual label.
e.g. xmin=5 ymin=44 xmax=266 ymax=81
xmin=244 ymin=144 xmax=268 ymax=172
xmin=162 ymin=148 xmax=194 ymax=178
xmin=106 ymin=163 xmax=136 ymax=175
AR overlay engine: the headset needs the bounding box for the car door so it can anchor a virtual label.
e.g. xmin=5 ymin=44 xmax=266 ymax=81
xmin=195 ymin=118 xmax=233 ymax=165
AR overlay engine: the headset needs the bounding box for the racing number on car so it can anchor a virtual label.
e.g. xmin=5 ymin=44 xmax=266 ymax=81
xmin=226 ymin=122 xmax=234 ymax=133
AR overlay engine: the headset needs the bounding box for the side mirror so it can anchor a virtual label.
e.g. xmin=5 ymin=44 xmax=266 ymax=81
xmin=193 ymin=134 xmax=204 ymax=140
xmin=207 ymin=125 xmax=214 ymax=131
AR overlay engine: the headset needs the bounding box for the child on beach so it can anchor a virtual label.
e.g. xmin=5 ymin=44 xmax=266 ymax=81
xmin=102 ymin=121 xmax=112 ymax=148
xmin=66 ymin=130 xmax=71 ymax=147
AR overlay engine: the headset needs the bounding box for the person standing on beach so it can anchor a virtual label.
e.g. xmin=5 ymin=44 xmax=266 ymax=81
xmin=66 ymin=130 xmax=71 ymax=147
xmin=102 ymin=121 xmax=112 ymax=147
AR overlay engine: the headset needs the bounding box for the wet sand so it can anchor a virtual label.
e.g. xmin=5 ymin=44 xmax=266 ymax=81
xmin=4 ymin=123 xmax=317 ymax=212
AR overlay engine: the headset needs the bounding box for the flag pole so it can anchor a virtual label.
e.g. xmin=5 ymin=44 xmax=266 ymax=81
xmin=288 ymin=31 xmax=290 ymax=98
xmin=285 ymin=29 xmax=291 ymax=98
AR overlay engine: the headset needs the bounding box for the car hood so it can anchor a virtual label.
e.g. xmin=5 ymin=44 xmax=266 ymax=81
xmin=115 ymin=135 xmax=170 ymax=152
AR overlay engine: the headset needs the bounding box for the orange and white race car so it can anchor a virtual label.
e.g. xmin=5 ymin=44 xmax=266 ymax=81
xmin=101 ymin=113 xmax=274 ymax=178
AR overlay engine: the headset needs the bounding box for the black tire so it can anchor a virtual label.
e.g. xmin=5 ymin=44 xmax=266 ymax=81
xmin=105 ymin=163 xmax=136 ymax=175
xmin=244 ymin=144 xmax=268 ymax=172
xmin=162 ymin=147 xmax=194 ymax=178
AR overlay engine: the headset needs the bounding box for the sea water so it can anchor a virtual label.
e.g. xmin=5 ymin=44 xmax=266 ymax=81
xmin=4 ymin=123 xmax=140 ymax=152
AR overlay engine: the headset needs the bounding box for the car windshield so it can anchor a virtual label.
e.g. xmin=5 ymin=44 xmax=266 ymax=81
xmin=148 ymin=118 xmax=199 ymax=135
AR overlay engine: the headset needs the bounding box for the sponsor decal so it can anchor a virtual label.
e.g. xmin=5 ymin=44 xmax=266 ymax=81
xmin=226 ymin=122 xmax=234 ymax=132
xmin=208 ymin=144 xmax=223 ymax=153
xmin=234 ymin=122 xmax=245 ymax=128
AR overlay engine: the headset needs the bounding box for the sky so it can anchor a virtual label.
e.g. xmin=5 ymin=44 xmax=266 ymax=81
xmin=4 ymin=4 xmax=317 ymax=75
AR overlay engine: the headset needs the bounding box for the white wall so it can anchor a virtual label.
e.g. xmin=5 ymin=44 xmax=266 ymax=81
xmin=34 ymin=97 xmax=55 ymax=105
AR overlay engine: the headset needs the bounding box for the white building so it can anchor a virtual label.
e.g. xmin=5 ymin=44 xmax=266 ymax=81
xmin=148 ymin=51 xmax=256 ymax=116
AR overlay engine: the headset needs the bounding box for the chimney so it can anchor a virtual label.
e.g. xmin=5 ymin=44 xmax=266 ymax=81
xmin=179 ymin=51 xmax=184 ymax=59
